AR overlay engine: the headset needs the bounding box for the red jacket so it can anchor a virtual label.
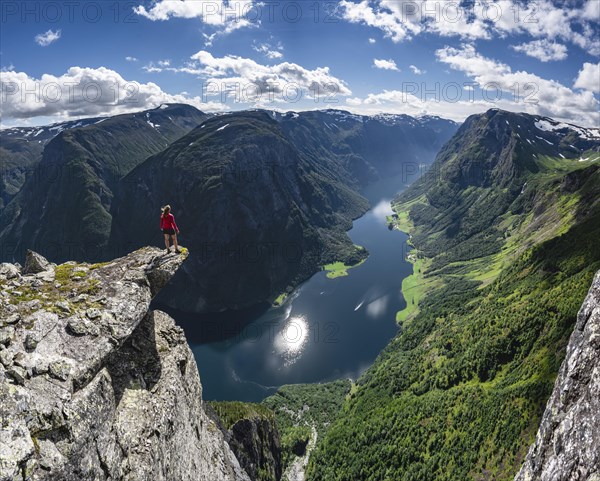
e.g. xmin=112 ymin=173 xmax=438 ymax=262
xmin=160 ymin=213 xmax=179 ymax=232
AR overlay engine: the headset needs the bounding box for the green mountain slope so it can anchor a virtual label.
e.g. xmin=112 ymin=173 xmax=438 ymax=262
xmin=0 ymin=117 xmax=103 ymax=210
xmin=0 ymin=104 xmax=208 ymax=262
xmin=111 ymin=110 xmax=457 ymax=311
xmin=307 ymin=110 xmax=600 ymax=481
xmin=1 ymin=108 xmax=456 ymax=312
xmin=277 ymin=110 xmax=457 ymax=185
xmin=111 ymin=111 xmax=370 ymax=311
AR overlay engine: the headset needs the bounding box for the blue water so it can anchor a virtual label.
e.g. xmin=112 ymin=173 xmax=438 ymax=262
xmin=168 ymin=174 xmax=414 ymax=402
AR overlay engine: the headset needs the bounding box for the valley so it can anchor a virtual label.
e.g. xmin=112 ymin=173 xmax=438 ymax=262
xmin=307 ymin=109 xmax=600 ymax=481
xmin=157 ymin=171 xmax=417 ymax=403
xmin=1 ymin=106 xmax=598 ymax=481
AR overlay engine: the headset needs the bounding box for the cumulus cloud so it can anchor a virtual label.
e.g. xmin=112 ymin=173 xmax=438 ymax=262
xmin=0 ymin=66 xmax=226 ymax=122
xmin=340 ymin=0 xmax=422 ymax=42
xmin=185 ymin=50 xmax=351 ymax=100
xmin=338 ymin=0 xmax=600 ymax=54
xmin=368 ymin=38 xmax=377 ymax=44
xmin=409 ymin=65 xmax=425 ymax=75
xmin=374 ymin=58 xmax=400 ymax=71
xmin=345 ymin=44 xmax=599 ymax=126
xmin=345 ymin=89 xmax=508 ymax=123
xmin=574 ymin=62 xmax=600 ymax=93
xmin=511 ymin=39 xmax=568 ymax=62
xmin=435 ymin=44 xmax=599 ymax=125
xmin=134 ymin=0 xmax=256 ymax=34
xmin=34 ymin=29 xmax=61 ymax=47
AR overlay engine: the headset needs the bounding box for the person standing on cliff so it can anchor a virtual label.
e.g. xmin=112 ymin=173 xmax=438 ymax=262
xmin=160 ymin=205 xmax=181 ymax=254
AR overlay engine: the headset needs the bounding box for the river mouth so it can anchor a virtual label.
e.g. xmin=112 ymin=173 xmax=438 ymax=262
xmin=161 ymin=173 xmax=415 ymax=402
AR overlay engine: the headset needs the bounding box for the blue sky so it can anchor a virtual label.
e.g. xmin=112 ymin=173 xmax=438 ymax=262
xmin=1 ymin=0 xmax=599 ymax=127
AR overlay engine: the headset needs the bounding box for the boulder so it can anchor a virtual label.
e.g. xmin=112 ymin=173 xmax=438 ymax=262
xmin=23 ymin=250 xmax=52 ymax=275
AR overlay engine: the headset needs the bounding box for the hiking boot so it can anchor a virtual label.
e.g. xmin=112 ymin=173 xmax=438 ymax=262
xmin=165 ymin=248 xmax=170 ymax=254
xmin=175 ymin=248 xmax=182 ymax=254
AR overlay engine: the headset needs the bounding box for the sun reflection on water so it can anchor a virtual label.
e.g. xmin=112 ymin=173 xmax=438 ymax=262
xmin=274 ymin=316 xmax=309 ymax=366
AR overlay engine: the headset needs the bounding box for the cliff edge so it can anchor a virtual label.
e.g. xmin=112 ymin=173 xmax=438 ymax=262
xmin=515 ymin=271 xmax=600 ymax=481
xmin=0 ymin=247 xmax=250 ymax=481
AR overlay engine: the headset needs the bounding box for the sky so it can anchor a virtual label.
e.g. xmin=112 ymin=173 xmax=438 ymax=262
xmin=1 ymin=0 xmax=599 ymax=128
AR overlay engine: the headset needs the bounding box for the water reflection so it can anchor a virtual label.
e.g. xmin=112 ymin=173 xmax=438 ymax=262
xmin=274 ymin=316 xmax=309 ymax=366
xmin=371 ymin=199 xmax=394 ymax=223
xmin=173 ymin=173 xmax=415 ymax=401
xmin=365 ymin=295 xmax=389 ymax=319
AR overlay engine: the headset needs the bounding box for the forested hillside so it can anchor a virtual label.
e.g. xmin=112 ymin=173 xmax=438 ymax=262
xmin=307 ymin=109 xmax=600 ymax=481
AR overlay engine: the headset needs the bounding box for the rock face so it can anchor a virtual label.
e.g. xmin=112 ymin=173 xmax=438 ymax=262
xmin=0 ymin=248 xmax=250 ymax=481
xmin=227 ymin=417 xmax=282 ymax=481
xmin=207 ymin=404 xmax=282 ymax=481
xmin=515 ymin=271 xmax=600 ymax=481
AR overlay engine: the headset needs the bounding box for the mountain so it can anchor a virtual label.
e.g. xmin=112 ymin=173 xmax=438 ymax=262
xmin=110 ymin=109 xmax=457 ymax=311
xmin=307 ymin=109 xmax=600 ymax=481
xmin=110 ymin=110 xmax=370 ymax=312
xmin=0 ymin=117 xmax=103 ymax=210
xmin=396 ymin=109 xmax=600 ymax=267
xmin=0 ymin=248 xmax=250 ymax=480
xmin=1 ymin=107 xmax=457 ymax=312
xmin=0 ymin=104 xmax=209 ymax=263
xmin=277 ymin=110 xmax=458 ymax=185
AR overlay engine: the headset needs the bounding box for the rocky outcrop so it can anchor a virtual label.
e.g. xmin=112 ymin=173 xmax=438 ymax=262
xmin=515 ymin=271 xmax=600 ymax=481
xmin=207 ymin=404 xmax=282 ymax=481
xmin=0 ymin=247 xmax=250 ymax=481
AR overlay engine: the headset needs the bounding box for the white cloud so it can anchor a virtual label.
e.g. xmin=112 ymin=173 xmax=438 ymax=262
xmin=143 ymin=63 xmax=162 ymax=73
xmin=203 ymin=32 xmax=218 ymax=47
xmin=580 ymin=0 xmax=600 ymax=21
xmin=142 ymin=59 xmax=173 ymax=73
xmin=134 ymin=0 xmax=256 ymax=34
xmin=409 ymin=65 xmax=425 ymax=75
xmin=574 ymin=62 xmax=600 ymax=93
xmin=186 ymin=50 xmax=352 ymax=100
xmin=374 ymin=58 xmax=400 ymax=71
xmin=338 ymin=0 xmax=600 ymax=55
xmin=253 ymin=41 xmax=284 ymax=60
xmin=345 ymin=89 xmax=505 ymax=123
xmin=34 ymin=29 xmax=61 ymax=47
xmin=125 ymin=56 xmax=138 ymax=62
xmin=435 ymin=44 xmax=599 ymax=126
xmin=339 ymin=0 xmax=421 ymax=42
xmin=511 ymin=39 xmax=568 ymax=62
xmin=368 ymin=38 xmax=377 ymax=44
xmin=346 ymin=44 xmax=599 ymax=126
xmin=0 ymin=66 xmax=226 ymax=122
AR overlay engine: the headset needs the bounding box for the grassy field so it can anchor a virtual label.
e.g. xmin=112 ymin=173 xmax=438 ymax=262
xmin=322 ymin=246 xmax=368 ymax=279
xmin=395 ymin=257 xmax=440 ymax=325
xmin=273 ymin=292 xmax=288 ymax=307
xmin=322 ymin=258 xmax=366 ymax=279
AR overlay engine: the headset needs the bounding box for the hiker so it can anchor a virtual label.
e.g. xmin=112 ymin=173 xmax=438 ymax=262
xmin=160 ymin=205 xmax=181 ymax=254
